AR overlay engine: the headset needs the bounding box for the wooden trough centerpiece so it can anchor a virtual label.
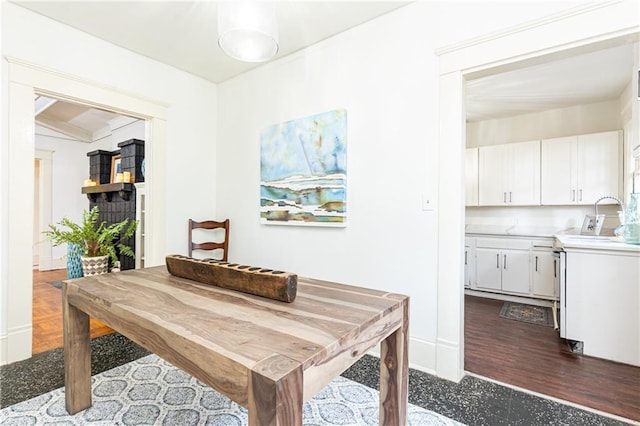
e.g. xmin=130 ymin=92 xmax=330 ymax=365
xmin=165 ymin=255 xmax=297 ymax=302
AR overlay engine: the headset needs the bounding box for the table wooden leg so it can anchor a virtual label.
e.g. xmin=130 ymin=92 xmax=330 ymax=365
xmin=248 ymin=354 xmax=303 ymax=426
xmin=380 ymin=298 xmax=409 ymax=425
xmin=62 ymin=283 xmax=91 ymax=415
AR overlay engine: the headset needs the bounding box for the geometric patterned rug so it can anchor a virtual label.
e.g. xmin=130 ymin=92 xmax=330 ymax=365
xmin=0 ymin=354 xmax=463 ymax=425
xmin=499 ymin=302 xmax=554 ymax=327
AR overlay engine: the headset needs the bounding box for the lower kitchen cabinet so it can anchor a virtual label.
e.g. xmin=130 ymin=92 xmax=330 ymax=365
xmin=562 ymin=249 xmax=639 ymax=366
xmin=466 ymin=235 xmax=556 ymax=301
xmin=531 ymin=249 xmax=556 ymax=298
xmin=475 ymin=238 xmax=531 ymax=295
xmin=531 ymin=238 xmax=557 ymax=299
xmin=464 ymin=237 xmax=475 ymax=288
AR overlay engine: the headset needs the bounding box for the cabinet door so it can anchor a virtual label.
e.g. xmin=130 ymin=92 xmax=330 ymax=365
xmin=475 ymin=248 xmax=502 ymax=290
xmin=508 ymin=140 xmax=540 ymax=205
xmin=464 ymin=246 xmax=470 ymax=288
xmin=531 ymin=250 xmax=555 ymax=299
xmin=478 ymin=145 xmax=506 ymax=206
xmin=465 ymin=148 xmax=479 ymax=206
xmin=541 ymin=136 xmax=577 ymax=205
xmin=501 ymin=249 xmax=530 ymax=294
xmin=577 ymin=131 xmax=620 ymax=204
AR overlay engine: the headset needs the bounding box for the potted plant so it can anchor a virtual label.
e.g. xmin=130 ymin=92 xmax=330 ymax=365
xmin=45 ymin=206 xmax=137 ymax=276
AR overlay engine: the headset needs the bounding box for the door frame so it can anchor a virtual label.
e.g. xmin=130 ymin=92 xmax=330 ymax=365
xmin=1 ymin=58 xmax=167 ymax=364
xmin=434 ymin=1 xmax=638 ymax=381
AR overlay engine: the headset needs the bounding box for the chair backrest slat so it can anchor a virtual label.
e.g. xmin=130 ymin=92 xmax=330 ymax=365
xmin=188 ymin=218 xmax=229 ymax=261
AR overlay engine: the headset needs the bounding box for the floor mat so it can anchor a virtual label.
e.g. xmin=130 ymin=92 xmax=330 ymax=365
xmin=499 ymin=302 xmax=553 ymax=327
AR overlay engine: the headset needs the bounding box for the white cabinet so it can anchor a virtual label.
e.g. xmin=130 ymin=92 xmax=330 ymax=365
xmin=468 ymin=235 xmax=556 ymax=300
xmin=541 ymin=131 xmax=621 ymax=205
xmin=475 ymin=238 xmax=531 ymax=295
xmin=135 ymin=183 xmax=146 ymax=269
xmin=478 ymin=140 xmax=540 ymax=206
xmin=465 ymin=148 xmax=478 ymax=206
xmin=464 ymin=237 xmax=475 ymax=288
xmin=563 ymin=249 xmax=639 ymax=366
xmin=531 ymin=248 xmax=556 ymax=299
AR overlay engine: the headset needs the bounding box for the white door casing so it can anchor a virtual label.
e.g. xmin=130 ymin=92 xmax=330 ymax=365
xmin=436 ymin=0 xmax=638 ymax=381
xmin=2 ymin=58 xmax=167 ymax=364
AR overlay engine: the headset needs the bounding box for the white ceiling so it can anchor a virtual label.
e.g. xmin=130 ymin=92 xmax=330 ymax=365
xmin=14 ymin=1 xmax=410 ymax=84
xmin=35 ymin=96 xmax=137 ymax=142
xmin=19 ymin=1 xmax=637 ymax=135
xmin=465 ymin=43 xmax=636 ymax=121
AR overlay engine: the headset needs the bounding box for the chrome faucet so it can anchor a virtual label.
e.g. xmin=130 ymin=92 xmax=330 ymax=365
xmin=594 ymin=196 xmax=624 ymax=218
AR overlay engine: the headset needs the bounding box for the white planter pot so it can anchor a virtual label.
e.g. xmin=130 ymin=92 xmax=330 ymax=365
xmin=81 ymin=255 xmax=109 ymax=276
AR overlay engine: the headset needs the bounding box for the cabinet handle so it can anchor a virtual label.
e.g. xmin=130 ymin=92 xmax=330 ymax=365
xmin=509 ymin=192 xmax=512 ymax=202
xmin=571 ymin=189 xmax=575 ymax=202
xmin=496 ymin=254 xmax=500 ymax=268
xmin=503 ymin=192 xmax=506 ymax=203
xmin=465 ymin=250 xmax=468 ymax=265
xmin=579 ymin=189 xmax=582 ymax=201
xmin=554 ymin=259 xmax=557 ymax=278
xmin=535 ymin=256 xmax=538 ymax=272
xmin=503 ymin=254 xmax=507 ymax=269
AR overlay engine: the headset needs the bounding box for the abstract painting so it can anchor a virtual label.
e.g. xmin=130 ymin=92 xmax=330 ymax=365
xmin=260 ymin=109 xmax=347 ymax=226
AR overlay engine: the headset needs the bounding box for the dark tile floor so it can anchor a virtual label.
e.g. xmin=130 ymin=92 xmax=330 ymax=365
xmin=0 ymin=333 xmax=633 ymax=425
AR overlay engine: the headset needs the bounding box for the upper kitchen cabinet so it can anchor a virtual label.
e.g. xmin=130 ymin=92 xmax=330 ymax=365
xmin=465 ymin=148 xmax=479 ymax=206
xmin=541 ymin=130 xmax=621 ymax=205
xmin=478 ymin=140 xmax=540 ymax=206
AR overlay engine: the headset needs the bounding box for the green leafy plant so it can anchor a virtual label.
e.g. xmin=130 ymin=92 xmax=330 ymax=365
xmin=44 ymin=206 xmax=137 ymax=265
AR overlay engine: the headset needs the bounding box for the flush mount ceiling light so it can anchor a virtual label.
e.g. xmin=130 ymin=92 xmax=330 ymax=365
xmin=217 ymin=1 xmax=279 ymax=63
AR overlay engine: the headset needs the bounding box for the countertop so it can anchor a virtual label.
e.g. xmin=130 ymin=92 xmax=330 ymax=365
xmin=465 ymin=225 xmax=568 ymax=238
xmin=553 ymin=234 xmax=640 ymax=253
xmin=466 ymin=225 xmax=640 ymax=252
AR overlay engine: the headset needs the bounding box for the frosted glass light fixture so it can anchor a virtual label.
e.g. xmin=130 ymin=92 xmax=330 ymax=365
xmin=217 ymin=1 xmax=279 ymax=63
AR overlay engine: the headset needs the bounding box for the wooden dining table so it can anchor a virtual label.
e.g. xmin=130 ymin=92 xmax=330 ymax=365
xmin=62 ymin=265 xmax=409 ymax=425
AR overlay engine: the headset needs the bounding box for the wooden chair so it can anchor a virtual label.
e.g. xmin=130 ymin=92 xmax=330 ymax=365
xmin=188 ymin=219 xmax=230 ymax=261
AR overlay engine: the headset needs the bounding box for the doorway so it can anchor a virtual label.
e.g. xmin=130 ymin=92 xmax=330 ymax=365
xmin=31 ymin=98 xmax=144 ymax=354
xmin=3 ymin=59 xmax=167 ymax=365
xmin=461 ymin=15 xmax=638 ymax=418
xmin=432 ymin=0 xmax=637 ymax=405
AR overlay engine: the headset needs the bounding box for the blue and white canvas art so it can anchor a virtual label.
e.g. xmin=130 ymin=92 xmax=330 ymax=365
xmin=260 ymin=109 xmax=347 ymax=226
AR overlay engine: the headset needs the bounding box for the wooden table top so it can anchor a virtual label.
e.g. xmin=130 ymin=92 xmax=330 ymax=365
xmin=64 ymin=265 xmax=408 ymax=407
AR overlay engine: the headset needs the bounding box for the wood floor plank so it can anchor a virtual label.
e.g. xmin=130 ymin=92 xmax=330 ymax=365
xmin=32 ymin=269 xmax=113 ymax=355
xmin=465 ymin=295 xmax=640 ymax=421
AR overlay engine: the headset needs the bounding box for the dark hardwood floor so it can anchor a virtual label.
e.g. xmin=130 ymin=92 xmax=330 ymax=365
xmin=33 ymin=269 xmax=112 ymax=354
xmin=465 ymin=294 xmax=640 ymax=422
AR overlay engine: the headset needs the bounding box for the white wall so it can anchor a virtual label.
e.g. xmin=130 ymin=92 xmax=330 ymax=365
xmin=466 ymin=99 xmax=623 ymax=147
xmin=2 ymin=2 xmax=218 ymax=254
xmin=466 ymin=204 xmax=623 ymax=234
xmin=216 ymin=1 xmax=588 ymax=373
xmin=34 ymin=119 xmax=145 ymax=267
xmin=0 ymin=2 xmax=217 ymax=363
xmin=34 ymin=131 xmax=109 ymax=265
xmin=217 ymin=4 xmax=439 ymax=350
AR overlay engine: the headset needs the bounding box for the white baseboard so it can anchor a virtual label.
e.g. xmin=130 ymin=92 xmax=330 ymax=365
xmin=0 ymin=324 xmax=32 ymax=365
xmin=0 ymin=333 xmax=6 ymax=366
xmin=368 ymin=336 xmax=449 ymax=379
xmin=436 ymin=337 xmax=464 ymax=382
xmin=50 ymin=258 xmax=66 ymax=270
